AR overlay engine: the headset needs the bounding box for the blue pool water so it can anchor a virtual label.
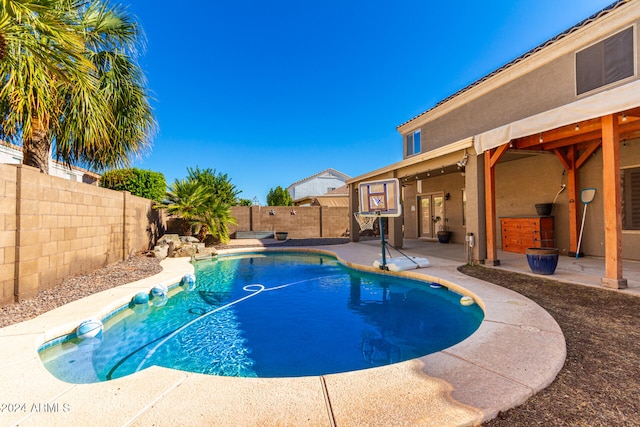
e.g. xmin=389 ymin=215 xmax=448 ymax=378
xmin=39 ymin=252 xmax=484 ymax=383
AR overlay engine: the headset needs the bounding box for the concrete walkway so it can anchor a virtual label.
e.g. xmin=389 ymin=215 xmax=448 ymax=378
xmin=0 ymin=241 xmax=569 ymax=426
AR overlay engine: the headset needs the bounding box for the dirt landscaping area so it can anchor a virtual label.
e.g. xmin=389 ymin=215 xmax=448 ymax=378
xmin=459 ymin=265 xmax=640 ymax=427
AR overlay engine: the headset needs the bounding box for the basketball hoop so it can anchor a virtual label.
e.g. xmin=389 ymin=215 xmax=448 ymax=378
xmin=354 ymin=212 xmax=377 ymax=231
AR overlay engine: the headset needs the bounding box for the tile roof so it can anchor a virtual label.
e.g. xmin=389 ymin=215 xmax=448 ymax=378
xmin=287 ymin=168 xmax=351 ymax=189
xmin=397 ymin=0 xmax=628 ymax=130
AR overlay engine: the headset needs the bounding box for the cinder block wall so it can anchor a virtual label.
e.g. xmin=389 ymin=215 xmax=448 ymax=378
xmin=230 ymin=206 xmax=349 ymax=238
xmin=1 ymin=164 xmax=162 ymax=305
xmin=0 ymin=165 xmax=17 ymax=306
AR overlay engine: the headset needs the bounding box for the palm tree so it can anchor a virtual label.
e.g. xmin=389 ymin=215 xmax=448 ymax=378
xmin=156 ymin=179 xmax=210 ymax=236
xmin=0 ymin=0 xmax=154 ymax=174
xmin=201 ymin=199 xmax=236 ymax=244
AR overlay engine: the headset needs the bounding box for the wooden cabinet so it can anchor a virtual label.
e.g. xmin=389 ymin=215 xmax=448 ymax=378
xmin=501 ymin=216 xmax=555 ymax=254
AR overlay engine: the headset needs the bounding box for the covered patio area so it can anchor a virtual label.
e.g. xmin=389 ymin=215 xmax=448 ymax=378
xmin=358 ymin=238 xmax=640 ymax=295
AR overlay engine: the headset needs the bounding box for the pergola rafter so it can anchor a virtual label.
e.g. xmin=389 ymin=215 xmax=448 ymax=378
xmin=483 ymin=108 xmax=637 ymax=288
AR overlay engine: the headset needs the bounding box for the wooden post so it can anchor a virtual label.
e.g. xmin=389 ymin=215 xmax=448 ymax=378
xmin=601 ymin=114 xmax=627 ymax=289
xmin=484 ymin=151 xmax=498 ymax=264
xmin=566 ymin=146 xmax=579 ymax=256
xmin=349 ymin=183 xmax=360 ymax=242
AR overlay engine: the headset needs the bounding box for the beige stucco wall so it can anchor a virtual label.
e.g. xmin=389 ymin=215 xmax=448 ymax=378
xmin=1 ymin=164 xmax=162 ymax=305
xmin=401 ymin=15 xmax=640 ymax=152
xmin=230 ymin=206 xmax=349 ymax=238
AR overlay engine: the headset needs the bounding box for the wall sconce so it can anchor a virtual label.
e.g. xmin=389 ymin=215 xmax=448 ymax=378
xmin=622 ymin=113 xmax=627 ymax=122
xmin=290 ymin=210 xmax=297 ymax=215
xmin=445 ymin=193 xmax=450 ymax=200
xmin=427 ymin=170 xmax=431 ymax=177
xmin=269 ymin=210 xmax=276 ymax=216
xmin=440 ymin=166 xmax=445 ymax=174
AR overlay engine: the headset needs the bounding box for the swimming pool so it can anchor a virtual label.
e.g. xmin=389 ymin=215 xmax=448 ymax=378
xmin=39 ymin=252 xmax=484 ymax=383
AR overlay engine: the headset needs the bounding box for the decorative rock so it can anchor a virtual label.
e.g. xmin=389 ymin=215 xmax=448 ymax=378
xmin=173 ymin=245 xmax=197 ymax=258
xmin=180 ymin=236 xmax=200 ymax=243
xmin=152 ymin=244 xmax=169 ymax=260
xmin=156 ymin=234 xmax=180 ymax=246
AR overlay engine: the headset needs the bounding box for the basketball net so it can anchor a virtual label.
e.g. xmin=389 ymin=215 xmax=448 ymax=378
xmin=354 ymin=212 xmax=378 ymax=231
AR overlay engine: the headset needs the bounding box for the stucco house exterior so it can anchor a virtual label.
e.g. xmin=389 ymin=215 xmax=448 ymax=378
xmin=292 ymin=185 xmax=349 ymax=207
xmin=288 ymin=168 xmax=350 ymax=205
xmin=0 ymin=140 xmax=100 ymax=184
xmin=347 ymin=0 xmax=640 ymax=289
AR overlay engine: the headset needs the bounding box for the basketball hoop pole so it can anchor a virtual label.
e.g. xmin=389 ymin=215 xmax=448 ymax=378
xmin=379 ymin=214 xmax=386 ymax=270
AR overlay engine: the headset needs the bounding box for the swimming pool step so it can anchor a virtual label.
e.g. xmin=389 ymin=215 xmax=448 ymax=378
xmin=235 ymin=231 xmax=275 ymax=239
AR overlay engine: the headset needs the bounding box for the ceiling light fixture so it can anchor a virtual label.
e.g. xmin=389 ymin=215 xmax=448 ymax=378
xmin=456 ymin=149 xmax=469 ymax=168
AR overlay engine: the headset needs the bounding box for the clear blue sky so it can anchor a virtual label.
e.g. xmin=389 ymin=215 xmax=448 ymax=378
xmin=127 ymin=0 xmax=614 ymax=204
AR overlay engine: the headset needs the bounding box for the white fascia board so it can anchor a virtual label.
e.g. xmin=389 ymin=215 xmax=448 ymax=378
xmin=346 ymin=137 xmax=473 ymax=184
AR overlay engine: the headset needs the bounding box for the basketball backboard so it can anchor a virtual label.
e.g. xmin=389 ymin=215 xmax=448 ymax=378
xmin=357 ymin=178 xmax=401 ymax=217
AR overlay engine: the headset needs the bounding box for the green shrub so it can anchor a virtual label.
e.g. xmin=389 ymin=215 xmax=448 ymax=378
xmin=267 ymin=186 xmax=293 ymax=206
xmin=101 ymin=168 xmax=166 ymax=202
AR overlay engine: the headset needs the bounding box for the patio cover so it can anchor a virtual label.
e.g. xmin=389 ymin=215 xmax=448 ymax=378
xmin=474 ymin=79 xmax=640 ymax=154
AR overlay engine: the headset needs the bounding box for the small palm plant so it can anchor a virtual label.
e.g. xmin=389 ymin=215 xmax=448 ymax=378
xmin=156 ymin=177 xmax=237 ymax=243
xmin=201 ymin=199 xmax=236 ymax=244
xmin=156 ymin=179 xmax=208 ymax=236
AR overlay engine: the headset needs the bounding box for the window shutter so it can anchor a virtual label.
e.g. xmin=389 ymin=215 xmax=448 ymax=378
xmin=576 ymin=27 xmax=634 ymax=95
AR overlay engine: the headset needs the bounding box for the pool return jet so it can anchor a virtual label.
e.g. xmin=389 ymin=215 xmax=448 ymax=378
xmin=354 ymin=178 xmax=430 ymax=272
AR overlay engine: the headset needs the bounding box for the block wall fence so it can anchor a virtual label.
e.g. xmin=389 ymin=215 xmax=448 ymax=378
xmin=229 ymin=206 xmax=350 ymax=238
xmin=0 ymin=164 xmax=164 ymax=306
xmin=0 ymin=164 xmax=350 ymax=306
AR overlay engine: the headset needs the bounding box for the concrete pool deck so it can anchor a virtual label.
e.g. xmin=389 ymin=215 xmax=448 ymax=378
xmin=0 ymin=242 xmax=566 ymax=426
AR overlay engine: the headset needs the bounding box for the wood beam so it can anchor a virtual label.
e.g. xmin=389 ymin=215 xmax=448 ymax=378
xmin=552 ymin=148 xmax=571 ymax=170
xmin=512 ymin=115 xmax=640 ymax=150
xmin=600 ymin=114 xmax=626 ymax=289
xmin=566 ymin=146 xmax=579 ymax=255
xmin=484 ymin=148 xmax=501 ymax=265
xmin=575 ymin=141 xmax=602 ymax=169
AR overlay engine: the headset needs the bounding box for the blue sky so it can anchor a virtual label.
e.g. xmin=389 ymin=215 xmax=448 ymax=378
xmin=127 ymin=0 xmax=614 ymax=204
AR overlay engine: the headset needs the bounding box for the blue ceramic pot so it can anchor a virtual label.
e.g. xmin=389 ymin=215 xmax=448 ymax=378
xmin=526 ymin=248 xmax=559 ymax=275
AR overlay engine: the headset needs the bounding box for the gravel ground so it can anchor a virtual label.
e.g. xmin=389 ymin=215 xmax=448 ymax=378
xmin=0 ymin=254 xmax=162 ymax=328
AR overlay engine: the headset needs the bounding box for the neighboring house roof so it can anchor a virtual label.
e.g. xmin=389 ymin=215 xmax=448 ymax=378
xmin=287 ymin=168 xmax=351 ymax=191
xmin=397 ymin=0 xmax=628 ymax=130
xmin=325 ymin=185 xmax=349 ymax=195
xmin=293 ymin=185 xmax=349 ymax=206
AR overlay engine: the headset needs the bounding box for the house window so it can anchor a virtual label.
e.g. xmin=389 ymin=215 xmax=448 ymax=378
xmin=406 ymin=130 xmax=421 ymax=156
xmin=576 ymin=26 xmax=635 ymax=95
xmin=622 ymin=166 xmax=640 ymax=230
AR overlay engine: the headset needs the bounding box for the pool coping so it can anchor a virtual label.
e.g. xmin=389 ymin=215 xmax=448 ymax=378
xmin=0 ymin=244 xmax=566 ymax=426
